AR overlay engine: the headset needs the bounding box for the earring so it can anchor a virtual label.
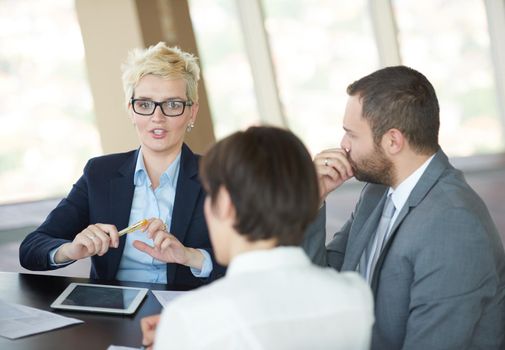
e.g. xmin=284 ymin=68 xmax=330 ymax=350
xmin=186 ymin=122 xmax=195 ymax=132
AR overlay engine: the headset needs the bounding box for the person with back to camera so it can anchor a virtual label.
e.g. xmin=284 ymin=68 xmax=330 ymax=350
xmin=19 ymin=42 xmax=224 ymax=287
xmin=302 ymin=65 xmax=505 ymax=349
xmin=140 ymin=126 xmax=374 ymax=350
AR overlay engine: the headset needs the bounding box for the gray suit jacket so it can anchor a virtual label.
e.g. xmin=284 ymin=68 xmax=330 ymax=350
xmin=302 ymin=149 xmax=505 ymax=350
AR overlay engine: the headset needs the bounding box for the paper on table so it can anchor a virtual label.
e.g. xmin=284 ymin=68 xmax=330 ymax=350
xmin=0 ymin=300 xmax=83 ymax=339
xmin=152 ymin=290 xmax=187 ymax=308
xmin=107 ymin=346 xmax=141 ymax=350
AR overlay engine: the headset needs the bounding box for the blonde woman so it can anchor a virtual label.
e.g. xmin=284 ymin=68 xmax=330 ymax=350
xmin=20 ymin=42 xmax=224 ymax=287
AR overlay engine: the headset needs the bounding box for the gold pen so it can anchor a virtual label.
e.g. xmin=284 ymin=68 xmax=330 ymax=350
xmin=118 ymin=219 xmax=148 ymax=237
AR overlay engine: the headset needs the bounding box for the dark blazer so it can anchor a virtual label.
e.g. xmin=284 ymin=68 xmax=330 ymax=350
xmin=303 ymin=149 xmax=505 ymax=350
xmin=19 ymin=144 xmax=225 ymax=288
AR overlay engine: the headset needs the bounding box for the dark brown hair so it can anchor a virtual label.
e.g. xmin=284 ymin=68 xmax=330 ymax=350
xmin=347 ymin=65 xmax=440 ymax=154
xmin=199 ymin=126 xmax=320 ymax=245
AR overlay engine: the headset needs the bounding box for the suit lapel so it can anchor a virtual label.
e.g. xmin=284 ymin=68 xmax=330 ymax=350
xmin=370 ymin=149 xmax=451 ymax=291
xmin=166 ymin=144 xmax=201 ymax=285
xmin=342 ymin=191 xmax=388 ymax=271
xmin=106 ymin=150 xmax=138 ymax=280
xmin=385 ymin=149 xmax=450 ymax=239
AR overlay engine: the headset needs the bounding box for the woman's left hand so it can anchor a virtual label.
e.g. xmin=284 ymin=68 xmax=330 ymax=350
xmin=133 ymin=218 xmax=204 ymax=270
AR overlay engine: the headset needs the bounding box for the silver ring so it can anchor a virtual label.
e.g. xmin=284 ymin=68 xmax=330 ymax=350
xmin=324 ymin=158 xmax=329 ymax=166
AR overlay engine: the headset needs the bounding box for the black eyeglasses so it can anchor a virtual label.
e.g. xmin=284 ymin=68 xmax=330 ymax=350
xmin=130 ymin=98 xmax=193 ymax=117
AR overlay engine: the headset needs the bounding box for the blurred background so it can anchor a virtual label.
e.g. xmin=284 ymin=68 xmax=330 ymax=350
xmin=0 ymin=0 xmax=504 ymax=275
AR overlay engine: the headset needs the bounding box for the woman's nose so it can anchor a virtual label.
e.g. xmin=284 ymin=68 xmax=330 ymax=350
xmin=151 ymin=105 xmax=165 ymax=121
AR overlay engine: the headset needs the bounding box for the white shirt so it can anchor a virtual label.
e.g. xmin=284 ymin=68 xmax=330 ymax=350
xmin=154 ymin=247 xmax=374 ymax=350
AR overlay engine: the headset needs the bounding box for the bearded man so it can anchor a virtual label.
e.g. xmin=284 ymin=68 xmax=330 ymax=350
xmin=303 ymin=65 xmax=505 ymax=350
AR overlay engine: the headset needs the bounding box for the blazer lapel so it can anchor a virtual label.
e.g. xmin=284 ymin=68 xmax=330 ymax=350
xmin=386 ymin=149 xmax=450 ymax=238
xmin=342 ymin=191 xmax=388 ymax=271
xmin=370 ymin=149 xmax=451 ymax=291
xmin=166 ymin=144 xmax=201 ymax=285
xmin=106 ymin=150 xmax=138 ymax=280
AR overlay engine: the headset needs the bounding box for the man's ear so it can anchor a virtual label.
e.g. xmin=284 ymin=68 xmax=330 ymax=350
xmin=382 ymin=128 xmax=405 ymax=155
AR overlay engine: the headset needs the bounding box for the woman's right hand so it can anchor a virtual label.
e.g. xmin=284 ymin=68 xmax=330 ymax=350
xmin=54 ymin=224 xmax=120 ymax=263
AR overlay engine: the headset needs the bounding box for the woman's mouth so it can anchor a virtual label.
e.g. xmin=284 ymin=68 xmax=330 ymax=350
xmin=151 ymin=129 xmax=167 ymax=138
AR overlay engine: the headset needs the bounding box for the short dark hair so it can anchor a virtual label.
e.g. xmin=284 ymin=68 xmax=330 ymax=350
xmin=347 ymin=65 xmax=440 ymax=154
xmin=199 ymin=126 xmax=320 ymax=245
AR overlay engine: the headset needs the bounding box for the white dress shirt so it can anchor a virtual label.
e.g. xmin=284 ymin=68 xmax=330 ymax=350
xmin=154 ymin=247 xmax=374 ymax=350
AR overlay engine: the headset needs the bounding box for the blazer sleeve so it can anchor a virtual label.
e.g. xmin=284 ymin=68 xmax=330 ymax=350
xmin=401 ymin=207 xmax=504 ymax=350
xmin=19 ymin=160 xmax=92 ymax=270
xmin=302 ymin=184 xmax=373 ymax=270
xmin=302 ymin=202 xmax=356 ymax=271
xmin=301 ymin=203 xmax=329 ymax=267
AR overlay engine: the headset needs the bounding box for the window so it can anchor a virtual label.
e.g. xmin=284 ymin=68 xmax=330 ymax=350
xmin=393 ymin=0 xmax=504 ymax=156
xmin=189 ymin=0 xmax=379 ymax=151
xmin=0 ymin=0 xmax=101 ymax=203
xmin=262 ymin=0 xmax=379 ymax=154
xmin=190 ymin=0 xmax=504 ymax=158
xmin=188 ymin=0 xmax=261 ymax=139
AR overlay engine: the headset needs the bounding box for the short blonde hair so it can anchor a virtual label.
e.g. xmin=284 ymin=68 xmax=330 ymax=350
xmin=121 ymin=42 xmax=200 ymax=107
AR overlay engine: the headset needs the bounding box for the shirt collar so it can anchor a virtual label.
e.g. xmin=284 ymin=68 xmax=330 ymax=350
xmin=389 ymin=154 xmax=435 ymax=211
xmin=133 ymin=149 xmax=182 ymax=188
xmin=226 ymin=247 xmax=311 ymax=277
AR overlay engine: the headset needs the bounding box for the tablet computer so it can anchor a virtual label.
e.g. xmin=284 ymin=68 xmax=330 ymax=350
xmin=51 ymin=283 xmax=148 ymax=315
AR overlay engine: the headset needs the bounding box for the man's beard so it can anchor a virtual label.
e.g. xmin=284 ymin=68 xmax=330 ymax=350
xmin=348 ymin=145 xmax=395 ymax=186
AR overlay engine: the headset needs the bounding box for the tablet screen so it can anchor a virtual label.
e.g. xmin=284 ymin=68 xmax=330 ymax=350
xmin=61 ymin=285 xmax=139 ymax=309
xmin=51 ymin=283 xmax=149 ymax=314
